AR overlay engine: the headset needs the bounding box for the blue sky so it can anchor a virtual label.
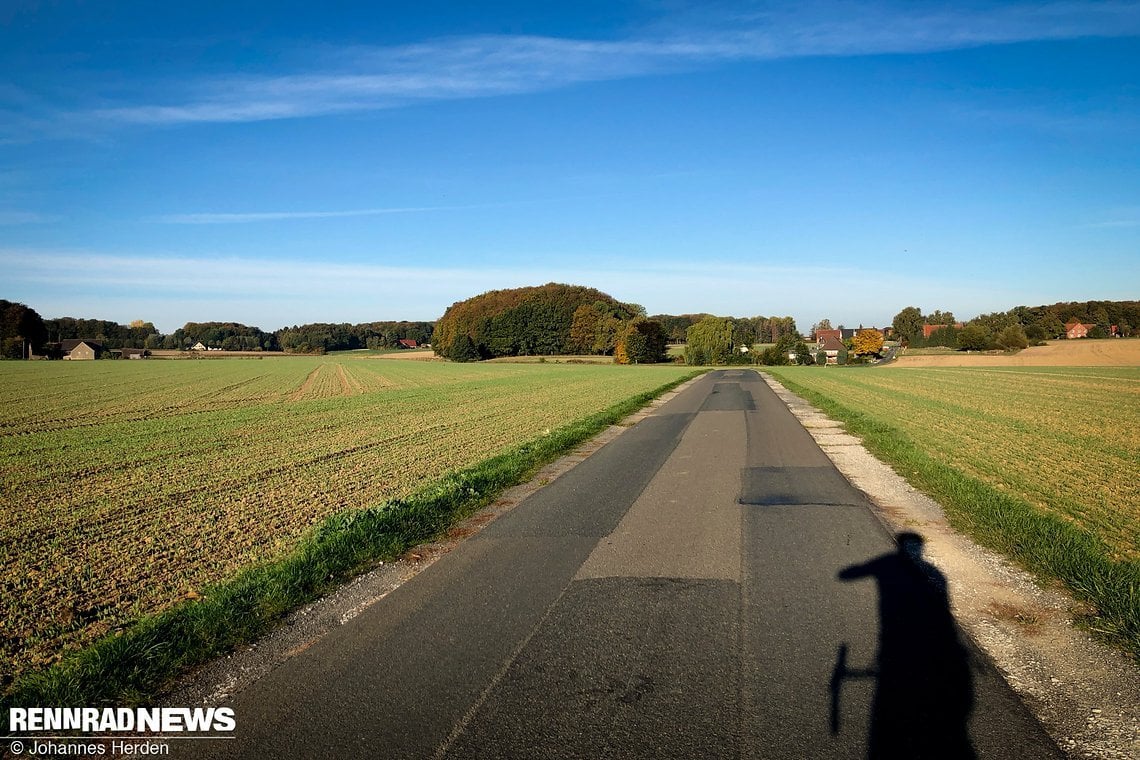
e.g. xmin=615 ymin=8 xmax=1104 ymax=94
xmin=2 ymin=1 xmax=1138 ymax=333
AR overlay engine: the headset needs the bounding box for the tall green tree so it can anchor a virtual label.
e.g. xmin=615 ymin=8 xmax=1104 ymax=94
xmin=892 ymin=306 xmax=924 ymax=343
xmin=957 ymin=325 xmax=991 ymax=351
xmin=685 ymin=317 xmax=735 ymax=365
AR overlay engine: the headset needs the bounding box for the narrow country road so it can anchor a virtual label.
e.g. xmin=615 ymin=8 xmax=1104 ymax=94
xmin=186 ymin=370 xmax=1062 ymax=759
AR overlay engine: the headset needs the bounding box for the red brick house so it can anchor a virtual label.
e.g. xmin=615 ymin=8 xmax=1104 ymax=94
xmin=1065 ymin=322 xmax=1095 ymax=339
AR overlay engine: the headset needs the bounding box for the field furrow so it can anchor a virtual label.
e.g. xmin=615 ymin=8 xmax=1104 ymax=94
xmin=0 ymin=358 xmax=692 ymax=688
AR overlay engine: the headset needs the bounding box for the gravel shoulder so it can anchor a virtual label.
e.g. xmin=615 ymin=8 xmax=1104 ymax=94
xmin=760 ymin=372 xmax=1139 ymax=760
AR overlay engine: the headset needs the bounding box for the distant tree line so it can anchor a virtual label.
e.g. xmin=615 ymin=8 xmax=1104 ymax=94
xmin=892 ymin=300 xmax=1139 ymax=352
xmin=653 ymin=313 xmax=799 ymax=345
xmin=682 ymin=315 xmax=810 ymax=366
xmin=275 ymin=322 xmax=434 ymax=354
xmin=0 ymin=299 xmax=435 ymax=357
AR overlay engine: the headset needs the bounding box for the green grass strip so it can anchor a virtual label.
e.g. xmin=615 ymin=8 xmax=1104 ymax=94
xmin=765 ymin=369 xmax=1140 ymax=660
xmin=1 ymin=370 xmax=706 ymax=714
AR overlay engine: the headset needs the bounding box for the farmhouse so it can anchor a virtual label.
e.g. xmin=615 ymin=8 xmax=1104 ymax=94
xmin=397 ymin=339 xmax=419 ymax=349
xmin=820 ymin=334 xmax=846 ymax=364
xmin=1064 ymin=322 xmax=1096 ymax=339
xmin=814 ymin=329 xmax=841 ymax=344
xmin=189 ymin=341 xmax=208 ymax=351
xmin=60 ymin=339 xmax=104 ymax=360
xmin=814 ymin=327 xmax=890 ymax=345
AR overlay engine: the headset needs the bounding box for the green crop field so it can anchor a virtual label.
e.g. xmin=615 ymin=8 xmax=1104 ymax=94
xmin=0 ymin=357 xmax=694 ymax=689
xmin=765 ymin=364 xmax=1140 ymax=652
xmin=765 ymin=366 xmax=1140 ymax=558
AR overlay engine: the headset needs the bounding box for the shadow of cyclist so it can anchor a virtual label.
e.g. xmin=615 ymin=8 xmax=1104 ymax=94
xmin=837 ymin=532 xmax=976 ymax=760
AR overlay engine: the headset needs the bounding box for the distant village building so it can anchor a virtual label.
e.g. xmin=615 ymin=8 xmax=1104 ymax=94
xmin=396 ymin=339 xmax=419 ymax=349
xmin=820 ymin=334 xmax=846 ymax=364
xmin=60 ymin=339 xmax=104 ymax=360
xmin=814 ymin=327 xmax=890 ymax=345
xmin=190 ymin=342 xmax=208 ymax=351
xmin=1064 ymin=322 xmax=1095 ymax=339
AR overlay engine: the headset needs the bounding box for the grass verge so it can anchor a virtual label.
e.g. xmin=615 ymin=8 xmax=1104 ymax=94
xmin=1 ymin=370 xmax=705 ymax=715
xmin=765 ymin=370 xmax=1140 ymax=660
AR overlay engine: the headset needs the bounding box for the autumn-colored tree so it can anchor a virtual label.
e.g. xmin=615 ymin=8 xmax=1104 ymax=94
xmin=613 ymin=341 xmax=630 ymax=365
xmin=852 ymin=329 xmax=884 ymax=356
xmin=614 ymin=318 xmax=667 ymax=364
xmin=432 ymin=284 xmax=640 ymax=360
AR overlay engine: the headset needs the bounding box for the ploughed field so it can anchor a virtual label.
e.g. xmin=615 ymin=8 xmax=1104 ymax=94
xmin=764 ymin=365 xmax=1140 ymax=562
xmin=0 ymin=357 xmax=694 ymax=688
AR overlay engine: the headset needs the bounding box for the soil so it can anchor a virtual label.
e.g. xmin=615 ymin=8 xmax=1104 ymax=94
xmin=893 ymin=339 xmax=1140 ymax=368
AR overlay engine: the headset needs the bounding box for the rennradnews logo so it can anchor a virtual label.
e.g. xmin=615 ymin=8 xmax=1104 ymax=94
xmin=8 ymin=706 xmax=236 ymax=733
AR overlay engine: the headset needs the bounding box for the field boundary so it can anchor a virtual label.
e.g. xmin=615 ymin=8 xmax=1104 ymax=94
xmin=764 ymin=369 xmax=1139 ymax=661
xmin=0 ymin=370 xmax=706 ymax=717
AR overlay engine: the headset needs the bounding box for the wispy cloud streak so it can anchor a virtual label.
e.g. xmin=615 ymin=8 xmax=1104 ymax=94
xmin=44 ymin=1 xmax=1140 ymax=129
xmin=154 ymin=205 xmax=459 ymax=224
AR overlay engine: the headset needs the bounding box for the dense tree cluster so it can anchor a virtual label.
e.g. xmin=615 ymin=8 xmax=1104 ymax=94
xmin=892 ymin=300 xmax=1139 ymax=352
xmin=43 ymin=316 xmax=160 ymax=350
xmin=1 ymin=300 xmax=48 ymax=359
xmin=276 ymin=322 xmax=434 ymax=354
xmin=432 ymin=284 xmax=655 ymax=361
xmin=657 ymin=313 xmax=798 ymax=345
xmin=682 ymin=316 xmax=808 ymax=366
xmin=614 ymin=318 xmax=668 ymax=364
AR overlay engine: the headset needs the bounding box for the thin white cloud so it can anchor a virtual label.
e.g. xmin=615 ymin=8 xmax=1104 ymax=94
xmin=1085 ymin=219 xmax=1140 ymax=228
xmin=150 ymin=199 xmax=555 ymax=224
xmin=153 ymin=205 xmax=455 ymax=224
xmin=36 ymin=1 xmax=1140 ymax=130
xmin=1 ymin=246 xmax=1031 ymax=332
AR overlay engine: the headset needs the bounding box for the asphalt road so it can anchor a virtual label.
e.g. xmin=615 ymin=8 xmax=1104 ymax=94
xmin=186 ymin=370 xmax=1062 ymax=759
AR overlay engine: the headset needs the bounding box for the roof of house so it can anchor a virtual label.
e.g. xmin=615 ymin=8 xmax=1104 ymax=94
xmin=397 ymin=339 xmax=419 ymax=348
xmin=821 ymin=335 xmax=846 ymax=351
xmin=60 ymin=339 xmax=103 ymax=351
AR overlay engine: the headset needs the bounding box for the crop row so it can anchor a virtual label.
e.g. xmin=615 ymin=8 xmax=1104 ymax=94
xmin=764 ymin=366 xmax=1139 ymax=560
xmin=0 ymin=359 xmax=692 ymax=688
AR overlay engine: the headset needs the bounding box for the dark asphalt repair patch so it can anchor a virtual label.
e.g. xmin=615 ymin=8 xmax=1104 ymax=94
xmin=700 ymin=382 xmax=756 ymax=411
xmin=738 ymin=466 xmax=863 ymax=506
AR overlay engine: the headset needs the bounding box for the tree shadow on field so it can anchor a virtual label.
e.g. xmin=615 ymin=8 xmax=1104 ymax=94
xmin=836 ymin=532 xmax=976 ymax=760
